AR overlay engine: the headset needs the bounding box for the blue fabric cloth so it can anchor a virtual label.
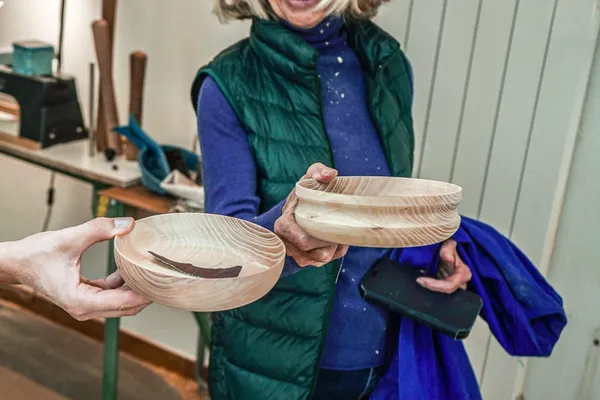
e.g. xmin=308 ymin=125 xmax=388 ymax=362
xmin=370 ymin=216 xmax=567 ymax=399
xmin=197 ymin=17 xmax=414 ymax=370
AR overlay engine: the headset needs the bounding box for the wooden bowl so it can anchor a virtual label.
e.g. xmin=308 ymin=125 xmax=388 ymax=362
xmin=294 ymin=176 xmax=462 ymax=248
xmin=114 ymin=213 xmax=286 ymax=312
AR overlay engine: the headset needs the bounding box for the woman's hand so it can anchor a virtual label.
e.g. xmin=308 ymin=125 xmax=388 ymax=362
xmin=5 ymin=217 xmax=152 ymax=321
xmin=274 ymin=163 xmax=349 ymax=267
xmin=417 ymin=239 xmax=472 ymax=294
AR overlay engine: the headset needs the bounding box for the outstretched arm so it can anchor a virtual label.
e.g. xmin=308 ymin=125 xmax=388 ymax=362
xmin=0 ymin=217 xmax=151 ymax=320
xmin=197 ymin=77 xmax=309 ymax=276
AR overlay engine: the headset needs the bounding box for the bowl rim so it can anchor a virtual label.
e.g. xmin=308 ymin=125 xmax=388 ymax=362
xmin=114 ymin=212 xmax=286 ymax=282
xmin=295 ymin=176 xmax=462 ymax=206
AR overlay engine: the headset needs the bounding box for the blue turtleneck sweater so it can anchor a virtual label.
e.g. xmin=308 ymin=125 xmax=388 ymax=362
xmin=196 ymin=18 xmax=412 ymax=370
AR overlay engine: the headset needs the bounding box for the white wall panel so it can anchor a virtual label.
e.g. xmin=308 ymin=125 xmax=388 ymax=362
xmin=481 ymin=1 xmax=600 ymax=399
xmin=478 ymin=0 xmax=558 ymax=234
xmin=418 ymin=0 xmax=481 ymax=182
xmin=377 ymin=0 xmax=600 ymax=398
xmin=398 ymin=0 xmax=446 ymax=176
xmin=450 ymin=0 xmax=518 ymax=217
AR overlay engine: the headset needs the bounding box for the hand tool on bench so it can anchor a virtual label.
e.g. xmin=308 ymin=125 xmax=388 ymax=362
xmin=92 ymin=19 xmax=121 ymax=160
xmin=124 ymin=51 xmax=147 ymax=161
xmin=95 ymin=0 xmax=118 ymax=153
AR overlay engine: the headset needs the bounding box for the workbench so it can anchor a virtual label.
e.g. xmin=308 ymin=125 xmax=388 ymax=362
xmin=0 ymin=124 xmax=209 ymax=399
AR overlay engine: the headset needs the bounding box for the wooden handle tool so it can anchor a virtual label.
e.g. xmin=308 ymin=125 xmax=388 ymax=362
xmin=95 ymin=0 xmax=118 ymax=153
xmin=92 ymin=19 xmax=121 ymax=156
xmin=124 ymin=51 xmax=147 ymax=161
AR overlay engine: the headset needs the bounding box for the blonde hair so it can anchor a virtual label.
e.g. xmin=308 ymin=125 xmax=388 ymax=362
xmin=213 ymin=0 xmax=389 ymax=23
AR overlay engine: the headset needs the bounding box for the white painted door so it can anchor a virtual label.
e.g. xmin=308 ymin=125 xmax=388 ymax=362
xmin=376 ymin=0 xmax=600 ymax=398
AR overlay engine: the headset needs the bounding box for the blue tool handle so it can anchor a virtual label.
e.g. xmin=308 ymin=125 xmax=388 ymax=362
xmin=112 ymin=125 xmax=147 ymax=152
xmin=114 ymin=114 xmax=170 ymax=176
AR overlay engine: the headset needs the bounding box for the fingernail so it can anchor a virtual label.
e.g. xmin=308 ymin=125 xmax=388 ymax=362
xmin=416 ymin=278 xmax=426 ymax=287
xmin=114 ymin=218 xmax=133 ymax=229
xmin=323 ymin=169 xmax=333 ymax=176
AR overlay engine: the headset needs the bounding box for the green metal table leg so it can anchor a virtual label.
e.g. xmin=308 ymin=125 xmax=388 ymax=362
xmin=193 ymin=312 xmax=211 ymax=347
xmin=98 ymin=195 xmax=126 ymax=400
xmin=193 ymin=312 xmax=211 ymax=391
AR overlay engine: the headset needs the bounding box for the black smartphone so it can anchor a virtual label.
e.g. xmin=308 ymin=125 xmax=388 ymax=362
xmin=360 ymin=257 xmax=483 ymax=340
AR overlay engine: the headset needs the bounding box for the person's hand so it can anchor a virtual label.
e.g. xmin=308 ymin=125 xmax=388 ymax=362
xmin=274 ymin=163 xmax=349 ymax=267
xmin=416 ymin=239 xmax=472 ymax=294
xmin=11 ymin=217 xmax=151 ymax=320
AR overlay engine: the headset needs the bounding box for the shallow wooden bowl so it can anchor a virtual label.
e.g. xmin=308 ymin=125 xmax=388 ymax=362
xmin=294 ymin=176 xmax=462 ymax=248
xmin=114 ymin=213 xmax=286 ymax=312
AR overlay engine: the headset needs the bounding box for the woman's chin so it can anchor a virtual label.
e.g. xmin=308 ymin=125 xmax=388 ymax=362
xmin=285 ymin=15 xmax=326 ymax=29
xmin=277 ymin=0 xmax=326 ymax=29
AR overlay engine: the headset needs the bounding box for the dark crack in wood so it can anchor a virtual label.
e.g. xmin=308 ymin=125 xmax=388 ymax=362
xmin=148 ymin=251 xmax=242 ymax=279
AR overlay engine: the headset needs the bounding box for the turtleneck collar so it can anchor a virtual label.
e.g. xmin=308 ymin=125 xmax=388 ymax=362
xmin=283 ymin=16 xmax=346 ymax=50
xmin=249 ymin=16 xmax=399 ymax=83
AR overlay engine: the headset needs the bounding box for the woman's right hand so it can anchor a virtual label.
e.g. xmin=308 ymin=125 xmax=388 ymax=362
xmin=274 ymin=163 xmax=349 ymax=267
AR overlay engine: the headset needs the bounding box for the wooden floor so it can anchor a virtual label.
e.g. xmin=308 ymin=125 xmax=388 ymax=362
xmin=0 ymin=300 xmax=205 ymax=400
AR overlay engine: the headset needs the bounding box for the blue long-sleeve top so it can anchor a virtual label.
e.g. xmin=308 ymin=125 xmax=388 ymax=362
xmin=196 ymin=17 xmax=412 ymax=371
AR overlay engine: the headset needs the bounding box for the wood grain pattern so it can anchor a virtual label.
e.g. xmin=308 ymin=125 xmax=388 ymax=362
xmin=0 ymin=131 xmax=40 ymax=151
xmin=114 ymin=213 xmax=285 ymax=312
xmin=294 ymin=176 xmax=462 ymax=248
xmin=92 ymin=19 xmax=121 ymax=154
xmin=0 ymin=98 xmax=19 ymax=118
xmin=95 ymin=0 xmax=118 ymax=153
xmin=124 ymin=51 xmax=147 ymax=161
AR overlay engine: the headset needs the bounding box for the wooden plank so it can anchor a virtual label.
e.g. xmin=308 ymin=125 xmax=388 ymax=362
xmin=97 ymin=186 xmax=174 ymax=215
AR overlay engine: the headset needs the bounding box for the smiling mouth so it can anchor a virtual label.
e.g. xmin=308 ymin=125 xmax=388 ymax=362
xmin=286 ymin=0 xmax=320 ymax=11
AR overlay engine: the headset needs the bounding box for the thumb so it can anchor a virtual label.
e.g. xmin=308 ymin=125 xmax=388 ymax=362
xmin=439 ymin=239 xmax=457 ymax=265
xmin=303 ymin=163 xmax=338 ymax=183
xmin=61 ymin=217 xmax=135 ymax=255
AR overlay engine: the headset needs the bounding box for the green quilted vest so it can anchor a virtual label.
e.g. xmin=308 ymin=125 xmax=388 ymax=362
xmin=190 ymin=17 xmax=414 ymax=400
